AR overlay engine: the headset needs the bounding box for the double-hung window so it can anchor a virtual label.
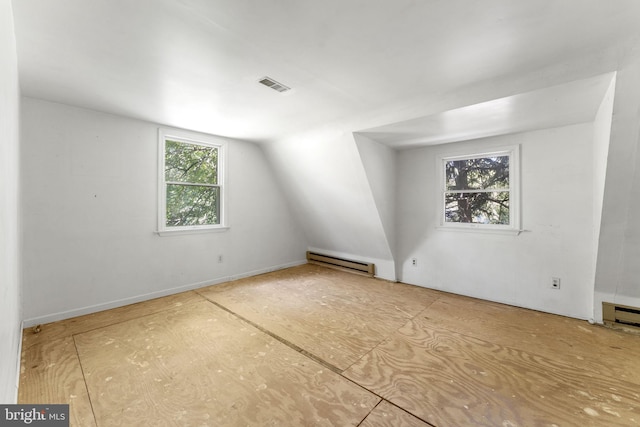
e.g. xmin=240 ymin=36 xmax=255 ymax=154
xmin=440 ymin=146 xmax=520 ymax=232
xmin=158 ymin=129 xmax=226 ymax=234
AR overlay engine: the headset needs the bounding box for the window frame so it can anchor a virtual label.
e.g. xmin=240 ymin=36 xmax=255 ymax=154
xmin=438 ymin=145 xmax=520 ymax=234
xmin=157 ymin=128 xmax=228 ymax=235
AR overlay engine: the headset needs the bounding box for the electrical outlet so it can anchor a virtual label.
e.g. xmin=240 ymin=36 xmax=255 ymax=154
xmin=411 ymin=258 xmax=417 ymax=267
xmin=218 ymin=254 xmax=223 ymax=263
xmin=551 ymin=277 xmax=561 ymax=289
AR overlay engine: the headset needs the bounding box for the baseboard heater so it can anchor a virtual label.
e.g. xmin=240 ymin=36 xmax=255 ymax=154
xmin=603 ymin=302 xmax=640 ymax=331
xmin=306 ymin=251 xmax=375 ymax=277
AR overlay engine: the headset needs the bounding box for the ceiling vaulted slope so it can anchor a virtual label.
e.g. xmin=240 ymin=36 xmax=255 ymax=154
xmin=12 ymin=0 xmax=640 ymax=143
xmin=12 ymin=1 xmax=640 ymax=314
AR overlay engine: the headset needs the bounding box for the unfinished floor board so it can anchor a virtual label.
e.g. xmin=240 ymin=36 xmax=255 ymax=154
xmin=73 ymin=300 xmax=379 ymax=426
xmin=197 ymin=264 xmax=439 ymax=371
xmin=423 ymin=294 xmax=640 ymax=384
xmin=22 ymin=291 xmax=206 ymax=350
xmin=18 ymin=336 xmax=96 ymax=427
xmin=19 ymin=265 xmax=640 ymax=426
xmin=343 ymin=315 xmax=640 ymax=427
xmin=360 ymin=400 xmax=433 ymax=427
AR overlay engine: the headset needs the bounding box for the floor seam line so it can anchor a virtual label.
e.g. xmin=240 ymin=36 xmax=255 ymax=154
xmin=25 ymin=292 xmax=207 ymax=346
xmin=340 ymin=296 xmax=442 ymax=375
xmin=199 ymin=295 xmax=344 ymax=374
xmin=66 ymin=298 xmax=209 ymax=339
xmin=355 ymin=399 xmax=383 ymax=427
xmin=72 ymin=334 xmax=99 ymax=427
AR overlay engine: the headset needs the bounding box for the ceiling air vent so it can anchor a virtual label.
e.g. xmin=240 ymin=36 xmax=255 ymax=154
xmin=258 ymin=76 xmax=291 ymax=93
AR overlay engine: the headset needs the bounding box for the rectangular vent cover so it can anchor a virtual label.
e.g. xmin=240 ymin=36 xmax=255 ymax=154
xmin=603 ymin=302 xmax=640 ymax=331
xmin=258 ymin=76 xmax=291 ymax=93
xmin=306 ymin=251 xmax=375 ymax=277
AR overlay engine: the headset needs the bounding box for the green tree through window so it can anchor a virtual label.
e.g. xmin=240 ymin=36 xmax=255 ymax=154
xmin=444 ymin=155 xmax=510 ymax=225
xmin=164 ymin=139 xmax=220 ymax=227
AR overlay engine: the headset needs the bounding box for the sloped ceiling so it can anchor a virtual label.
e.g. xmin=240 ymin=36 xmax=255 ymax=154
xmin=358 ymin=73 xmax=615 ymax=149
xmin=12 ymin=1 xmax=640 ymax=281
xmin=12 ymin=0 xmax=640 ymax=143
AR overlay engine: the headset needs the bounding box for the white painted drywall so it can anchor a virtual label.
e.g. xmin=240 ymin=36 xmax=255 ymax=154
xmin=397 ymin=123 xmax=597 ymax=319
xmin=589 ymin=76 xmax=615 ymax=321
xmin=0 ymin=0 xmax=22 ymax=404
xmin=20 ymin=98 xmax=308 ymax=325
xmin=593 ymin=77 xmax=615 ymax=257
xmin=353 ymin=133 xmax=398 ymax=267
xmin=262 ymin=129 xmax=396 ymax=280
xmin=594 ymin=52 xmax=640 ymax=321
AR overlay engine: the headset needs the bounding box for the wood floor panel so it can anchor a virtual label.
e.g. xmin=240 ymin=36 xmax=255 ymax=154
xmin=19 ymin=265 xmax=640 ymax=426
xmin=197 ymin=264 xmax=439 ymax=370
xmin=343 ymin=316 xmax=640 ymax=427
xmin=73 ymin=300 xmax=379 ymax=426
xmin=18 ymin=336 xmax=96 ymax=427
xmin=423 ymin=295 xmax=640 ymax=384
xmin=360 ymin=401 xmax=433 ymax=427
xmin=22 ymin=291 xmax=205 ymax=350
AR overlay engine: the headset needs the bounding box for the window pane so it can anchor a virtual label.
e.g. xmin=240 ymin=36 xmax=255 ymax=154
xmin=165 ymin=140 xmax=218 ymax=184
xmin=446 ymin=156 xmax=509 ymax=190
xmin=445 ymin=191 xmax=509 ymax=224
xmin=166 ymin=184 xmax=220 ymax=227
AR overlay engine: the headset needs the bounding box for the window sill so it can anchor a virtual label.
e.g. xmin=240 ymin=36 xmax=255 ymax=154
xmin=437 ymin=225 xmax=526 ymax=236
xmin=155 ymin=226 xmax=230 ymax=237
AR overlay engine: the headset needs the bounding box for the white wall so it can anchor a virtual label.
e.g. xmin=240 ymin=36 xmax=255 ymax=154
xmin=594 ymin=52 xmax=640 ymax=321
xmin=589 ymin=76 xmax=615 ymax=320
xmin=0 ymin=0 xmax=22 ymax=403
xmin=21 ymin=98 xmax=308 ymax=325
xmin=397 ymin=123 xmax=597 ymax=319
xmin=593 ymin=77 xmax=615 ymax=260
xmin=261 ymin=45 xmax=627 ymax=287
xmin=354 ymin=133 xmax=398 ymax=273
xmin=263 ymin=129 xmax=396 ymax=280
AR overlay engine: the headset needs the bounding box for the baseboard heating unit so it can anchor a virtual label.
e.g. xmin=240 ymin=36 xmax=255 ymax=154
xmin=603 ymin=302 xmax=640 ymax=331
xmin=306 ymin=251 xmax=375 ymax=277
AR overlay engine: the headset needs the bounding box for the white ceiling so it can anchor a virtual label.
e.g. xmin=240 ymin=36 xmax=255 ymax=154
xmin=11 ymin=0 xmax=640 ymax=144
xmin=358 ymin=73 xmax=615 ymax=148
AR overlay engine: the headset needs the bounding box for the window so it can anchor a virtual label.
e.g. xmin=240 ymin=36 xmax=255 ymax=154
xmin=158 ymin=129 xmax=226 ymax=234
xmin=440 ymin=146 xmax=519 ymax=232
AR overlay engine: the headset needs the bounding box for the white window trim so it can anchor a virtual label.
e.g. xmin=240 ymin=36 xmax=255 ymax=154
xmin=156 ymin=128 xmax=228 ymax=236
xmin=437 ymin=145 xmax=521 ymax=235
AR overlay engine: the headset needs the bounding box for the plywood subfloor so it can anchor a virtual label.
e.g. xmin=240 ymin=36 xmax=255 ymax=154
xmin=19 ymin=264 xmax=640 ymax=426
xmin=19 ymin=336 xmax=96 ymax=427
xmin=74 ymin=301 xmax=378 ymax=426
xmin=343 ymin=316 xmax=640 ymax=426
xmin=360 ymin=401 xmax=431 ymax=427
xmin=197 ymin=264 xmax=439 ymax=371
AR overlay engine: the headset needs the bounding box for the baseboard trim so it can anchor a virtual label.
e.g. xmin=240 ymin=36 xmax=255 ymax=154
xmin=226 ymin=260 xmax=307 ymax=281
xmin=23 ymin=260 xmax=306 ymax=327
